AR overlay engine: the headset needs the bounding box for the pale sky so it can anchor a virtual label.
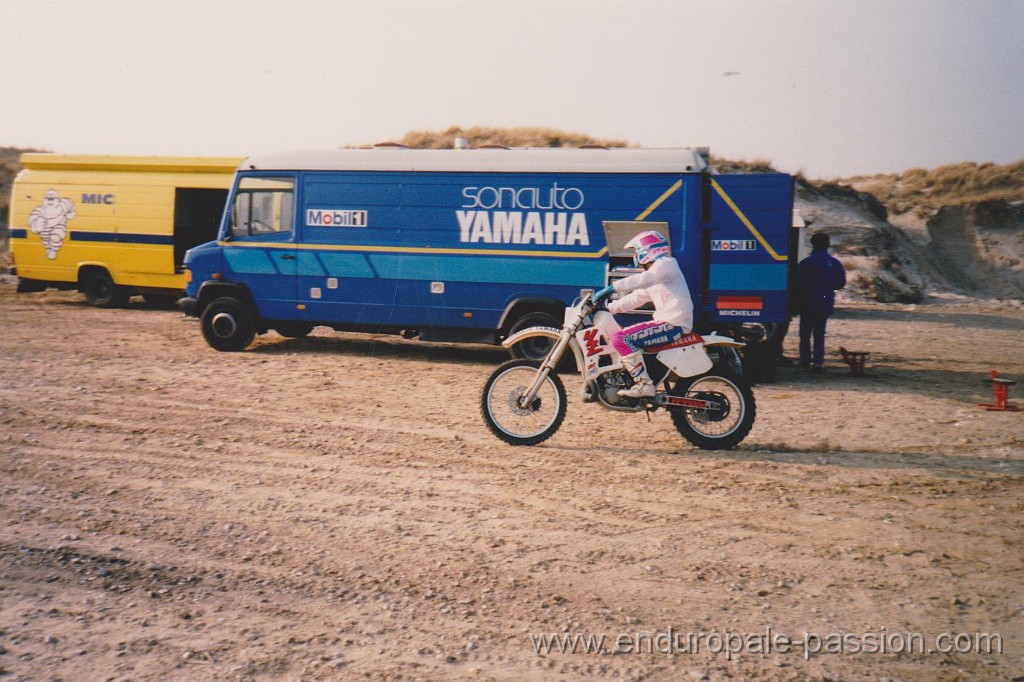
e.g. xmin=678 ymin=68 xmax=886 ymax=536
xmin=2 ymin=0 xmax=1021 ymax=178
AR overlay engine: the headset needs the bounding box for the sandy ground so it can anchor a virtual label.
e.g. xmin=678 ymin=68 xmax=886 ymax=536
xmin=0 ymin=282 xmax=1022 ymax=682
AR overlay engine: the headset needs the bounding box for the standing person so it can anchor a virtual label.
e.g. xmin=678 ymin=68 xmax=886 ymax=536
xmin=797 ymin=232 xmax=846 ymax=372
xmin=772 ymin=318 xmax=793 ymax=367
xmin=593 ymin=230 xmax=694 ymax=398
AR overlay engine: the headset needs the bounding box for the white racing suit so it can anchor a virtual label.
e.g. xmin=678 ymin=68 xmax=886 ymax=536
xmin=606 ymin=257 xmax=695 ymax=396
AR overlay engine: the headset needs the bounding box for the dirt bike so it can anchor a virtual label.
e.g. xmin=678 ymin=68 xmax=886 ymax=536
xmin=481 ymin=293 xmax=756 ymax=450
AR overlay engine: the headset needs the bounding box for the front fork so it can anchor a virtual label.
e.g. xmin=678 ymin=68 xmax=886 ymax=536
xmin=518 ymin=306 xmax=587 ymax=407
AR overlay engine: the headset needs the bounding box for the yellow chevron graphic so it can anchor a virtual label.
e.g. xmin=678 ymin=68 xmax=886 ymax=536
xmin=635 ymin=179 xmax=682 ymax=221
xmin=710 ymin=178 xmax=787 ymax=262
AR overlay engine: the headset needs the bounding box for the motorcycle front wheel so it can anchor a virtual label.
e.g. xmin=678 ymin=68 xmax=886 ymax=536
xmin=670 ymin=370 xmax=756 ymax=450
xmin=481 ymin=359 xmax=567 ymax=446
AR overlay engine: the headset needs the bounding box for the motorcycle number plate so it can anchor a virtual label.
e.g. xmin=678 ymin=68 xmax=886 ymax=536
xmin=658 ymin=343 xmax=713 ymax=378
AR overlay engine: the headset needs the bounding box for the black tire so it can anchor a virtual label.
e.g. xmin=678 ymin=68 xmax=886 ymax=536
xmin=741 ymin=340 xmax=776 ymax=384
xmin=275 ymin=322 xmax=314 ymax=339
xmin=669 ymin=370 xmax=756 ymax=450
xmin=200 ymin=296 xmax=256 ymax=351
xmin=82 ymin=269 xmax=130 ymax=308
xmin=481 ymin=359 xmax=567 ymax=446
xmin=16 ymin=279 xmax=47 ymax=293
xmin=507 ymin=312 xmax=562 ymax=362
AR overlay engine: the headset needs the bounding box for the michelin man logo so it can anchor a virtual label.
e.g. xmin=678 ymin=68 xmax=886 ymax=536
xmin=29 ymin=190 xmax=76 ymax=259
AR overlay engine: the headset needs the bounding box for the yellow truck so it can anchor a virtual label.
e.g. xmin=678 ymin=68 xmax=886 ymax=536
xmin=9 ymin=154 xmax=241 ymax=306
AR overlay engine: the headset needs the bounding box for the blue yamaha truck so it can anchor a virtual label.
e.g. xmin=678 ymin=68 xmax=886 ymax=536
xmin=180 ymin=148 xmax=797 ymax=375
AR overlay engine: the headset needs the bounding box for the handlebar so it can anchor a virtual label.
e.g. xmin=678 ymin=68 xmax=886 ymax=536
xmin=573 ymin=294 xmax=603 ymax=313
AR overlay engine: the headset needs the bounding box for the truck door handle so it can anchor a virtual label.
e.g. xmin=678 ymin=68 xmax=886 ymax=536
xmin=281 ymin=254 xmax=296 ymax=260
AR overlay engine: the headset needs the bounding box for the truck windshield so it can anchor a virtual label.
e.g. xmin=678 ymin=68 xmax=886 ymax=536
xmin=231 ymin=177 xmax=294 ymax=238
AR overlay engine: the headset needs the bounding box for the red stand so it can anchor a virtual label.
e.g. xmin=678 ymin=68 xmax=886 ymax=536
xmin=979 ymin=371 xmax=1021 ymax=412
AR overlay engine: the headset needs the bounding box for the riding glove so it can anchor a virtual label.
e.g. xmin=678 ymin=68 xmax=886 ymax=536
xmin=593 ymin=285 xmax=615 ymax=304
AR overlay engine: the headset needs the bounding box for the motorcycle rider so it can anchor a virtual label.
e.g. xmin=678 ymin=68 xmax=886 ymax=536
xmin=593 ymin=230 xmax=694 ymax=398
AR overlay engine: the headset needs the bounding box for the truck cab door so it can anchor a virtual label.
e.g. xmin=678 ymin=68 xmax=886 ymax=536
xmin=701 ymin=174 xmax=794 ymax=326
xmin=221 ymin=176 xmax=299 ymax=320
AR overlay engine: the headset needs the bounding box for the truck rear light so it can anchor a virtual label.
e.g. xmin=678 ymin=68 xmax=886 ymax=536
xmin=212 ymin=272 xmax=222 ymax=280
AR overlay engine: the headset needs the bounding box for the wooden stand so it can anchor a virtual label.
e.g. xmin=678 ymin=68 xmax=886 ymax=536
xmin=839 ymin=347 xmax=869 ymax=376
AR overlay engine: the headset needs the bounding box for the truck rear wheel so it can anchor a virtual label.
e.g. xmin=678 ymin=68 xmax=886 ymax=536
xmin=508 ymin=312 xmax=562 ymax=362
xmin=82 ymin=269 xmax=130 ymax=308
xmin=201 ymin=297 xmax=256 ymax=351
xmin=740 ymin=340 xmax=777 ymax=384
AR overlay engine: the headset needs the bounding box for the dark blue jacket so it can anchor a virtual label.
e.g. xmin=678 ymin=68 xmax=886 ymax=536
xmin=797 ymin=249 xmax=846 ymax=315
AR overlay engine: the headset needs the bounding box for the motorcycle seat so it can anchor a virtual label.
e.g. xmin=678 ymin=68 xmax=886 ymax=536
xmin=648 ymin=332 xmax=704 ymax=353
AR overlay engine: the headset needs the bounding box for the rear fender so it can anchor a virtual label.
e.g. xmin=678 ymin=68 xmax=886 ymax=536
xmin=656 ymin=333 xmax=743 ymax=379
xmin=501 ymin=326 xmax=585 ymax=374
xmin=701 ymin=333 xmax=745 ymax=348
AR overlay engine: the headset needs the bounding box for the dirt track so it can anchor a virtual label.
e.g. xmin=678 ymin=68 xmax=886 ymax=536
xmin=1 ymin=282 xmax=1022 ymax=681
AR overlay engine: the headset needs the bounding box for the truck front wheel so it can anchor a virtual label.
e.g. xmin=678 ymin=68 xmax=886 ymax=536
xmin=201 ymin=297 xmax=256 ymax=351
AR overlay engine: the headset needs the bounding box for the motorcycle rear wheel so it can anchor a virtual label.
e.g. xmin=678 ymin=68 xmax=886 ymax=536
xmin=670 ymin=370 xmax=756 ymax=450
xmin=481 ymin=359 xmax=567 ymax=446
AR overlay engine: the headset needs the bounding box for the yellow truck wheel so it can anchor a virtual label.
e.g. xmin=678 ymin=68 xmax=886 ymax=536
xmin=81 ymin=268 xmax=130 ymax=308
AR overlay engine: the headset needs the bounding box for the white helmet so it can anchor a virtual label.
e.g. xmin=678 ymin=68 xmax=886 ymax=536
xmin=624 ymin=230 xmax=670 ymax=267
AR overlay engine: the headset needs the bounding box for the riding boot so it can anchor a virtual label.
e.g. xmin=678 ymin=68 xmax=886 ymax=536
xmin=619 ymin=351 xmax=655 ymax=398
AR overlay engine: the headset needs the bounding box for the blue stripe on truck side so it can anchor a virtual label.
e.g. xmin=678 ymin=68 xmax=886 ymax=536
xmin=314 ymin=252 xmax=376 ymax=278
xmin=224 ymin=248 xmax=278 ymax=274
xmin=226 ymin=245 xmax=605 ymax=285
xmin=367 ymin=253 xmax=603 ymax=286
